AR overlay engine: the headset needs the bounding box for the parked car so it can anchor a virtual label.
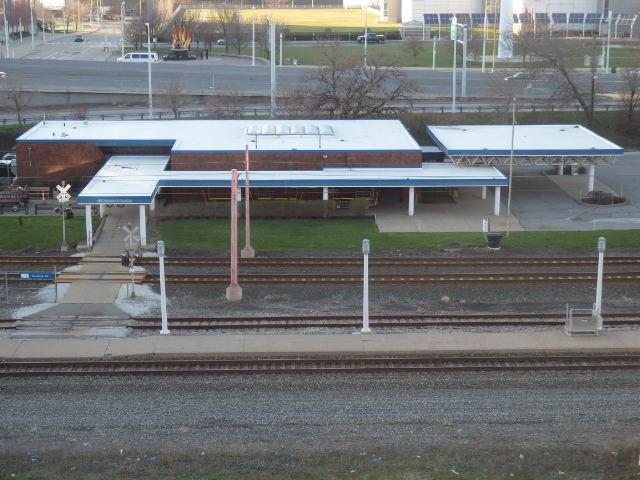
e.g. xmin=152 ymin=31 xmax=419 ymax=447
xmin=356 ymin=32 xmax=385 ymax=43
xmin=216 ymin=38 xmax=225 ymax=45
xmin=117 ymin=52 xmax=159 ymax=63
xmin=74 ymin=34 xmax=84 ymax=42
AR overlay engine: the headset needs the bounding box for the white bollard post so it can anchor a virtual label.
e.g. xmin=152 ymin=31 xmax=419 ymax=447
xmin=157 ymin=240 xmax=170 ymax=335
xmin=595 ymin=236 xmax=606 ymax=330
xmin=361 ymin=239 xmax=371 ymax=333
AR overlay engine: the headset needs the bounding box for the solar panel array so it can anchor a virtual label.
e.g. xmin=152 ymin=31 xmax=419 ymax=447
xmin=585 ymin=13 xmax=601 ymax=24
xmin=419 ymin=12 xmax=633 ymax=29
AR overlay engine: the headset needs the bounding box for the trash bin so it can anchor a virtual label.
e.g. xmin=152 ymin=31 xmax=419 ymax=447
xmin=486 ymin=232 xmax=503 ymax=250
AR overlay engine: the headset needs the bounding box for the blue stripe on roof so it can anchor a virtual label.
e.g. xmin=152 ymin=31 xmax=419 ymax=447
xmin=446 ymin=148 xmax=624 ymax=156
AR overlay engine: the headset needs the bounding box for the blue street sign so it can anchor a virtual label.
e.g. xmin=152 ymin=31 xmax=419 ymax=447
xmin=20 ymin=272 xmax=54 ymax=280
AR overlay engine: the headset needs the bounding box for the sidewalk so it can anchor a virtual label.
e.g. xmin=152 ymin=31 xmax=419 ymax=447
xmin=2 ymin=329 xmax=640 ymax=360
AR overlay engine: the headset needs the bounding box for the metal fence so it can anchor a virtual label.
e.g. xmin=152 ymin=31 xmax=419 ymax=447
xmin=0 ymin=102 xmax=626 ymax=126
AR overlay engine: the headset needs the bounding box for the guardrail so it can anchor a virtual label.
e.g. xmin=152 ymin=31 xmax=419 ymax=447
xmin=0 ymin=103 xmax=626 ymax=125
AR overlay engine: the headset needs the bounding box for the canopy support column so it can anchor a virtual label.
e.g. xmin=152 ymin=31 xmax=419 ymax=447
xmin=149 ymin=197 xmax=156 ymax=212
xmin=85 ymin=205 xmax=93 ymax=249
xmin=587 ymin=164 xmax=595 ymax=193
xmin=99 ymin=204 xmax=105 ymax=218
xmin=408 ymin=187 xmax=415 ymax=216
xmin=322 ymin=187 xmax=328 ymax=201
xmin=139 ymin=205 xmax=147 ymax=247
xmin=482 ymin=186 xmax=487 ymax=200
xmin=494 ymin=186 xmax=501 ymax=215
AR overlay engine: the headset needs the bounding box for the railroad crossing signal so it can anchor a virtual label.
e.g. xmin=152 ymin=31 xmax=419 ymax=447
xmin=55 ymin=182 xmax=71 ymax=203
xmin=123 ymin=222 xmax=140 ymax=250
xmin=450 ymin=17 xmax=458 ymax=41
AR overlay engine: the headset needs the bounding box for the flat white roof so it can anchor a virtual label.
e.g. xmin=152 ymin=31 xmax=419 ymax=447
xmin=77 ymin=157 xmax=507 ymax=204
xmin=19 ymin=119 xmax=421 ymax=153
xmin=427 ymin=124 xmax=624 ymax=157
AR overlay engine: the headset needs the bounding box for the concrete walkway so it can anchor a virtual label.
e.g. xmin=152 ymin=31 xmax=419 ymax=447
xmin=24 ymin=205 xmax=143 ymax=320
xmin=1 ymin=329 xmax=639 ymax=360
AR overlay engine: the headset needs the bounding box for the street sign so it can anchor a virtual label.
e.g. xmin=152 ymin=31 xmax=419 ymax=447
xmin=450 ymin=17 xmax=457 ymax=40
xmin=56 ymin=183 xmax=71 ymax=203
xmin=20 ymin=272 xmax=54 ymax=280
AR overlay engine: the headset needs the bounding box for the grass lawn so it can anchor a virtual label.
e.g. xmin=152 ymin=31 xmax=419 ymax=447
xmin=0 ymin=216 xmax=98 ymax=250
xmin=154 ymin=218 xmax=640 ymax=253
xmin=187 ymin=7 xmax=398 ymax=32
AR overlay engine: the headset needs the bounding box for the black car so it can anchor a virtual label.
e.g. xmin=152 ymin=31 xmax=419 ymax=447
xmin=74 ymin=35 xmax=84 ymax=42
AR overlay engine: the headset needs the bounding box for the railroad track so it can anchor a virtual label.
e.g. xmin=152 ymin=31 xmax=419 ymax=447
xmin=139 ymin=256 xmax=640 ymax=268
xmin=130 ymin=312 xmax=640 ymax=331
xmin=3 ymin=255 xmax=640 ymax=269
xmin=144 ymin=271 xmax=640 ymax=285
xmin=2 ymin=354 xmax=640 ymax=376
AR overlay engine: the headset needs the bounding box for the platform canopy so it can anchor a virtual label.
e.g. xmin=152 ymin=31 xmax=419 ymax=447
xmin=426 ymin=125 xmax=624 ymax=167
xmin=77 ymin=156 xmax=508 ymax=205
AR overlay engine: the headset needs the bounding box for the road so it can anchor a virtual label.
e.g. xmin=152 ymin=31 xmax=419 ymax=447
xmin=0 ymin=28 xmax=627 ymax=102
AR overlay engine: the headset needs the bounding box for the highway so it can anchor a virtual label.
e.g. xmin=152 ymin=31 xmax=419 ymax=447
xmin=0 ymin=28 xmax=628 ymax=110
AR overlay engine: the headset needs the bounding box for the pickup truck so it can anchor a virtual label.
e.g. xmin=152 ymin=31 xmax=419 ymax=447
xmin=356 ymin=32 xmax=385 ymax=43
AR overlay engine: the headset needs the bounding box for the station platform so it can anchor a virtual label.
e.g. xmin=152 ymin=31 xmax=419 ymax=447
xmin=1 ymin=329 xmax=640 ymax=360
xmin=2 ymin=171 xmax=636 ymax=361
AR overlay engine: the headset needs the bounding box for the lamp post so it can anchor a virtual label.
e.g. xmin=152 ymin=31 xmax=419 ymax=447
xmin=363 ymin=1 xmax=368 ymax=68
xmin=594 ymin=236 xmax=606 ymax=330
xmin=3 ymin=0 xmax=9 ymax=58
xmin=506 ymin=98 xmax=516 ymax=236
xmin=145 ymin=22 xmax=152 ymax=119
xmin=361 ymin=239 xmax=371 ymax=333
xmin=157 ymin=240 xmax=170 ymax=335
xmin=120 ymin=1 xmax=125 ymax=59
xmin=226 ymin=169 xmax=242 ymax=301
xmin=241 ymin=145 xmax=255 ymax=258
xmin=30 ymin=0 xmax=34 ymax=50
xmin=251 ymin=7 xmax=255 ymax=66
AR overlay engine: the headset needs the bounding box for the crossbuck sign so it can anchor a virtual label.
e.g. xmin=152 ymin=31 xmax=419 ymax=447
xmin=56 ymin=183 xmax=71 ymax=203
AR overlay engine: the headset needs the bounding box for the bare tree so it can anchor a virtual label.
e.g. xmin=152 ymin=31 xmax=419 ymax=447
xmin=529 ymin=35 xmax=599 ymax=127
xmin=402 ymin=37 xmax=425 ymax=66
xmin=287 ymin=44 xmax=418 ymax=118
xmin=125 ymin=19 xmax=146 ymax=49
xmin=0 ymin=76 xmax=30 ymax=127
xmin=61 ymin=2 xmax=77 ymax=33
xmin=228 ymin=13 xmax=251 ymax=54
xmin=158 ymin=74 xmax=189 ymax=119
xmin=512 ymin=23 xmax=537 ymax=66
xmin=621 ymin=69 xmax=640 ymax=124
xmin=215 ymin=7 xmax=239 ymax=53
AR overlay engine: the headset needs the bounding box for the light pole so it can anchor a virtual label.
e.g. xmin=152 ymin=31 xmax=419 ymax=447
xmin=3 ymin=0 xmax=9 ymax=58
xmin=363 ymin=1 xmax=368 ymax=68
xmin=241 ymin=145 xmax=255 ymax=258
xmin=226 ymin=169 xmax=242 ymax=301
xmin=120 ymin=1 xmax=125 ymax=59
xmin=30 ymin=0 xmax=34 ymax=49
xmin=251 ymin=7 xmax=255 ymax=66
xmin=506 ymin=98 xmax=516 ymax=236
xmin=145 ymin=22 xmax=152 ymax=119
xmin=361 ymin=239 xmax=371 ymax=333
xmin=594 ymin=236 xmax=606 ymax=330
xmin=482 ymin=7 xmax=487 ymax=72
xmin=451 ymin=16 xmax=457 ymax=113
xmin=157 ymin=240 xmax=170 ymax=335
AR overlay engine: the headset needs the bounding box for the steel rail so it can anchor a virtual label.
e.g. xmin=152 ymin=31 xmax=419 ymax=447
xmin=4 ymin=255 xmax=640 ymax=268
xmin=130 ymin=313 xmax=640 ymax=330
xmin=135 ymin=256 xmax=640 ymax=268
xmin=144 ymin=271 xmax=640 ymax=285
xmin=2 ymin=354 xmax=640 ymax=376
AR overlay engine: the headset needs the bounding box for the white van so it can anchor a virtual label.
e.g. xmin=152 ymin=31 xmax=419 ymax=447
xmin=117 ymin=52 xmax=159 ymax=63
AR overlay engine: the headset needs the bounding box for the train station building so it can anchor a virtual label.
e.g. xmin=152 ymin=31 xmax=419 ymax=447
xmin=15 ymin=119 xmax=622 ymax=247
